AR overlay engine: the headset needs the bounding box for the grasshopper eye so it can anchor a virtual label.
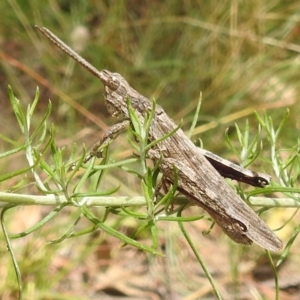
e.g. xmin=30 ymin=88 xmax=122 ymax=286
xmin=107 ymin=76 xmax=120 ymax=91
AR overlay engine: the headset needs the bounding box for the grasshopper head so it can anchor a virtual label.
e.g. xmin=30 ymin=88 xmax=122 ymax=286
xmin=99 ymin=70 xmax=130 ymax=118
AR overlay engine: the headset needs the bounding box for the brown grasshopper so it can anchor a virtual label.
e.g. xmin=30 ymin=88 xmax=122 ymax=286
xmin=36 ymin=26 xmax=282 ymax=251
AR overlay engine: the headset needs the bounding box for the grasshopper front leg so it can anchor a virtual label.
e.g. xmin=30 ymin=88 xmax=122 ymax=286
xmin=84 ymin=119 xmax=130 ymax=163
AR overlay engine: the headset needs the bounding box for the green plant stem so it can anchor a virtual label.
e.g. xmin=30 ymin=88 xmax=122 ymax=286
xmin=1 ymin=192 xmax=300 ymax=208
xmin=1 ymin=205 xmax=22 ymax=299
xmin=266 ymin=250 xmax=279 ymax=300
xmin=0 ymin=192 xmax=146 ymax=207
xmin=177 ymin=217 xmax=222 ymax=299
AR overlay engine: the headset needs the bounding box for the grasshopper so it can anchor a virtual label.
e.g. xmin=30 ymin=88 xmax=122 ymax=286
xmin=36 ymin=26 xmax=282 ymax=251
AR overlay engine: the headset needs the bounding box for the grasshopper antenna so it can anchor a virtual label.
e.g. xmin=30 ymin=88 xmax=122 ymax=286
xmin=35 ymin=25 xmax=102 ymax=79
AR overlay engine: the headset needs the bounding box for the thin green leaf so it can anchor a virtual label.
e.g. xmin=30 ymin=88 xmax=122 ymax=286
xmin=81 ymin=205 xmax=162 ymax=255
xmin=157 ymin=215 xmax=204 ymax=222
xmin=66 ymin=146 xmax=85 ymax=187
xmin=47 ymin=213 xmax=83 ymax=244
xmin=275 ymin=109 xmax=289 ymax=140
xmin=234 ymin=123 xmax=244 ymax=146
xmin=9 ymin=203 xmax=68 ymax=238
xmin=266 ymin=251 xmax=279 ymax=300
xmin=8 ymin=86 xmax=26 ymax=134
xmin=122 ymin=222 xmax=152 ymax=248
xmin=92 ymin=157 xmax=139 ymax=170
xmin=121 ymin=206 xmax=148 ymax=219
xmin=0 ymin=154 xmax=40 ymax=183
xmin=127 ymin=96 xmax=142 ymax=136
xmin=144 ymin=99 xmax=156 ymax=134
xmin=65 ymin=225 xmax=98 ymax=239
xmin=39 ymin=124 xmax=55 ymax=156
xmin=1 ymin=205 xmax=23 ymax=299
xmin=225 ymin=128 xmax=241 ymax=159
xmin=38 ymin=159 xmax=61 ymax=189
xmin=188 ymin=92 xmax=202 ymax=138
xmin=177 ymin=206 xmax=222 ymax=299
xmin=0 ymin=143 xmax=28 ymax=159
xmin=72 ymin=186 xmax=121 ymax=198
xmin=141 ymin=179 xmax=153 ymax=214
xmin=28 ymin=87 xmax=40 ymax=117
xmin=145 ymin=121 xmax=182 ymax=151
xmin=30 ymin=101 xmax=52 ymax=145
xmin=73 ymin=156 xmax=96 ymax=194
xmin=0 ymin=133 xmax=22 ymax=146
xmin=276 ymin=224 xmax=300 ymax=267
xmin=150 ymin=222 xmax=158 ymax=250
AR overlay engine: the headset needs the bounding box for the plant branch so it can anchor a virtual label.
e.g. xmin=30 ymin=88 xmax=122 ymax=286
xmin=0 ymin=192 xmax=298 ymax=208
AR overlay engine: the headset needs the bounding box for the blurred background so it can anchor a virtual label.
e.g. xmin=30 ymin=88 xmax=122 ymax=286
xmin=0 ymin=1 xmax=300 ymax=299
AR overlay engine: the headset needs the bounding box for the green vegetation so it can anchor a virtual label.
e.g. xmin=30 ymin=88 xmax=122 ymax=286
xmin=1 ymin=1 xmax=300 ymax=299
